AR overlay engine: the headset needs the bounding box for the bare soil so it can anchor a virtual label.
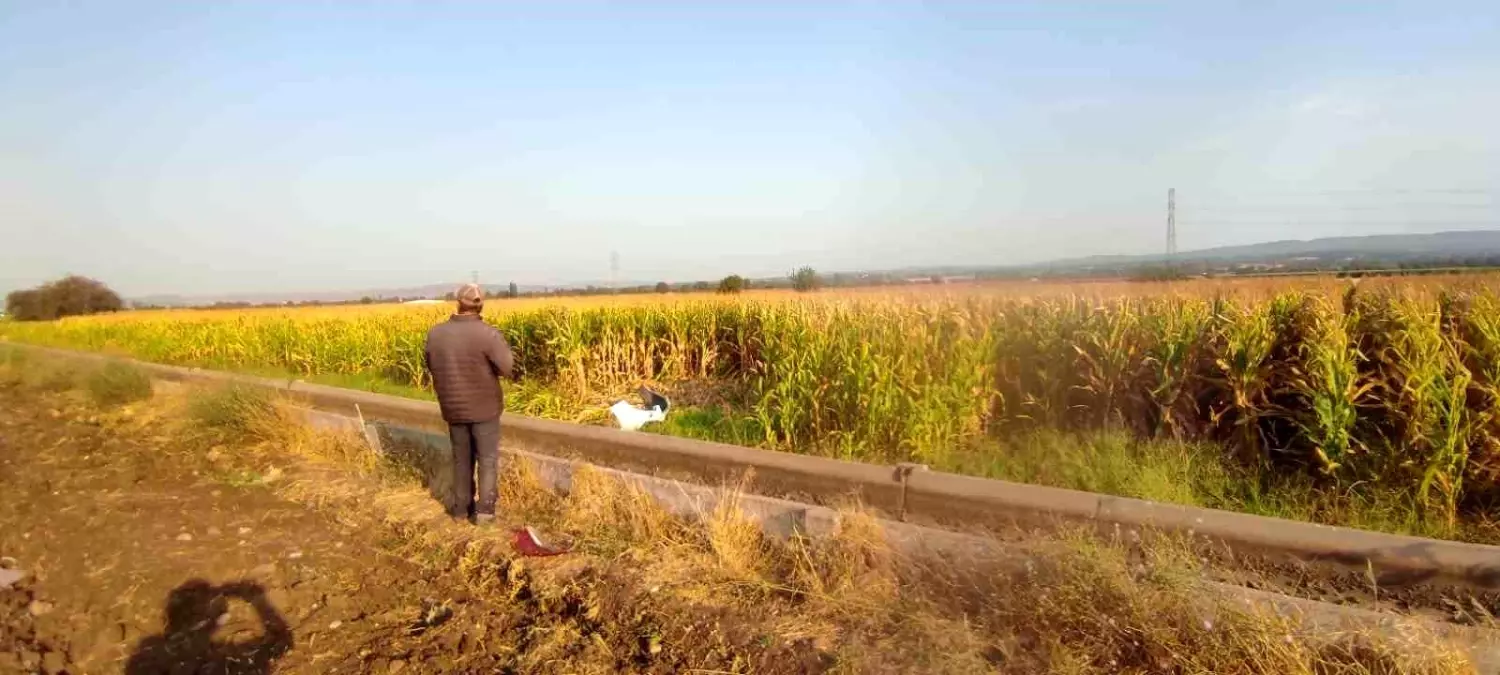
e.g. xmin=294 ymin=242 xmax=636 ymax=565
xmin=0 ymin=390 xmax=502 ymax=673
xmin=0 ymin=384 xmax=826 ymax=674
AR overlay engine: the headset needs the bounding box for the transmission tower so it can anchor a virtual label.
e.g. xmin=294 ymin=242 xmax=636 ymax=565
xmin=1166 ymin=188 xmax=1178 ymax=261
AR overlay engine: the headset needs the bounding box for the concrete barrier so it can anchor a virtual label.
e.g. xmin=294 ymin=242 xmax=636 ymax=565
xmin=906 ymin=467 xmax=1500 ymax=589
xmin=10 ymin=342 xmax=1500 ymax=593
xmin=281 ymin=378 xmax=909 ymax=513
xmin=360 ymin=419 xmax=844 ymax=542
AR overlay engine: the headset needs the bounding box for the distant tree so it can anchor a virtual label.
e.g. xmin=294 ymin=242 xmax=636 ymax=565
xmin=929 ymin=274 xmax=944 ymax=285
xmin=789 ymin=266 xmax=821 ymax=292
xmin=5 ymin=275 xmax=123 ymax=321
xmin=4 ymin=290 xmax=44 ymax=320
xmin=52 ymin=275 xmax=123 ymax=317
xmin=360 ymin=296 xmax=374 ymax=304
xmin=692 ymin=281 xmax=710 ymax=292
xmin=443 ymin=291 xmax=456 ymax=301
xmin=717 ymin=275 xmax=746 ymax=294
xmin=508 ymin=282 xmax=519 ymax=298
xmin=655 ymin=281 xmax=671 ymax=294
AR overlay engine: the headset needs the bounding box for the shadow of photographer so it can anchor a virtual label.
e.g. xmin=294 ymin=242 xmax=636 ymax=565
xmin=125 ymin=579 xmax=292 ymax=675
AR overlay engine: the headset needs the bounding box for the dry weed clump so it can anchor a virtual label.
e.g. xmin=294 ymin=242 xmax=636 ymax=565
xmin=980 ymin=531 xmax=1476 ymax=674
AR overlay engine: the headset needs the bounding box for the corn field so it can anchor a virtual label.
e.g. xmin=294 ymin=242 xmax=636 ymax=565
xmin=6 ymin=280 xmax=1500 ymax=524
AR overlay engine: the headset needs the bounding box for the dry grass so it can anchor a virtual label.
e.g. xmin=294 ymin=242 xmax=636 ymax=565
xmin=560 ymin=466 xmax=693 ymax=555
xmin=165 ymin=388 xmax=1483 ymax=673
xmin=82 ymin=361 xmax=153 ymax=407
xmin=985 ymin=531 xmax=1474 ymax=674
xmin=704 ymin=490 xmax=777 ymax=584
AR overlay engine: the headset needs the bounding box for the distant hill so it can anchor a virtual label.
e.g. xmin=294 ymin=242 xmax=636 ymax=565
xmin=1036 ymin=230 xmax=1500 ymax=270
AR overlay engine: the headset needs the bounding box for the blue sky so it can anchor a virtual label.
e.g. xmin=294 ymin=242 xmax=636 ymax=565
xmin=2 ymin=2 xmax=1497 ymax=296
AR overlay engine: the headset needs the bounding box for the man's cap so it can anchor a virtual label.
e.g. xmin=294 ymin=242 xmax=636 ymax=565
xmin=457 ymin=283 xmax=484 ymax=304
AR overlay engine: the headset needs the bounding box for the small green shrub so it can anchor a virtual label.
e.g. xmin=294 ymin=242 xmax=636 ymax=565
xmin=86 ymin=362 xmax=153 ymax=406
xmin=0 ymin=349 xmax=78 ymax=392
xmin=0 ymin=346 xmax=27 ymax=368
xmin=189 ymin=386 xmax=276 ymax=439
xmin=951 ymin=431 xmax=1230 ymax=508
xmin=21 ymin=361 xmax=80 ymax=393
xmin=0 ymin=347 xmax=23 ymax=387
xmin=649 ymin=406 xmax=764 ymax=446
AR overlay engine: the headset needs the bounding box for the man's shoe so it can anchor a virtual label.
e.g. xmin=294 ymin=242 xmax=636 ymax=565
xmin=473 ymin=513 xmax=497 ymax=527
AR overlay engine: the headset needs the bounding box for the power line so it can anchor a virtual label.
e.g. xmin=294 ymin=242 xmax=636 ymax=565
xmin=1180 ymin=203 xmax=1496 ymax=214
xmin=1176 ymin=220 xmax=1500 ymax=227
xmin=1191 ymin=188 xmax=1495 ymax=199
xmin=1175 ymin=188 xmax=1498 ymax=229
xmin=1304 ymin=189 xmax=1494 ymax=196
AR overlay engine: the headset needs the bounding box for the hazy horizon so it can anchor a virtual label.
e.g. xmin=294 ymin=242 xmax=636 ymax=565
xmin=4 ymin=2 xmax=1498 ymax=297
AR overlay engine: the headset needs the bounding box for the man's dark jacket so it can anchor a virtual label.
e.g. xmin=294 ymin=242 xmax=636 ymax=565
xmin=424 ymin=314 xmax=515 ymax=423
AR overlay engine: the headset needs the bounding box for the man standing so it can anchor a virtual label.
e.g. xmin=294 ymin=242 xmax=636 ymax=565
xmin=424 ymin=283 xmax=515 ymax=525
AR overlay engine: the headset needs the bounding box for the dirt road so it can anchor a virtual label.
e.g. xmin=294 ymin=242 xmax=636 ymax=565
xmin=0 ymin=388 xmax=532 ymax=673
xmin=0 ymin=356 xmax=850 ymax=675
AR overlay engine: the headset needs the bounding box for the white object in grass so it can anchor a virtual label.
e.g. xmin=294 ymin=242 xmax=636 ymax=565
xmin=610 ymin=401 xmax=666 ymax=431
xmin=609 ymin=386 xmax=671 ymax=431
